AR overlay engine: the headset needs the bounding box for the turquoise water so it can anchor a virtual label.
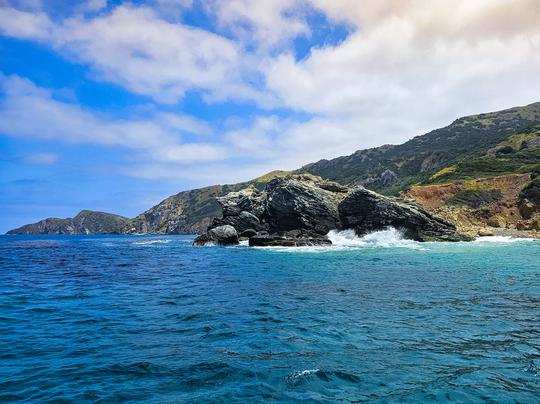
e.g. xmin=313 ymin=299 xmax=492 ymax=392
xmin=1 ymin=231 xmax=540 ymax=402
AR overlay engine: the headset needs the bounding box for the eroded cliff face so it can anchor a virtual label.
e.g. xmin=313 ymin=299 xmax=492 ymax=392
xmin=194 ymin=174 xmax=465 ymax=246
xmin=405 ymin=174 xmax=540 ymax=238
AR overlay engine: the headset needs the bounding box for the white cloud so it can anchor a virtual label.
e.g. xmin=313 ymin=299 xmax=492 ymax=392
xmin=0 ymin=74 xmax=224 ymax=163
xmin=0 ymin=4 xmax=260 ymax=104
xmin=209 ymin=0 xmax=309 ymax=49
xmin=1 ymin=0 xmax=540 ymax=187
xmin=0 ymin=6 xmax=52 ymax=39
xmin=263 ymin=0 xmax=540 ymax=149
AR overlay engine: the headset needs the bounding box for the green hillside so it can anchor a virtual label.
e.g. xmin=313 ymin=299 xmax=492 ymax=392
xmin=300 ymin=102 xmax=540 ymax=194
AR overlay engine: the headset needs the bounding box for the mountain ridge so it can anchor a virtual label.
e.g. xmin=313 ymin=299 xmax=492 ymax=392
xmin=6 ymin=102 xmax=540 ymax=235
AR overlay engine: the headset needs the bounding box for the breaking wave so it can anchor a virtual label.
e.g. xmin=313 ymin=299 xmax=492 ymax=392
xmin=327 ymin=228 xmax=424 ymax=250
xmin=473 ymin=236 xmax=535 ymax=244
xmin=132 ymin=239 xmax=173 ymax=246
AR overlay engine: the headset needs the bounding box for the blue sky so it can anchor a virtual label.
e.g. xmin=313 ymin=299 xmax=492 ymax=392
xmin=1 ymin=0 xmax=539 ymax=232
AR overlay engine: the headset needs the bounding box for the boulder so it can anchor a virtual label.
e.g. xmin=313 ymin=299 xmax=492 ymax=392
xmin=519 ymin=201 xmax=536 ymax=219
xmin=338 ymin=187 xmax=465 ymax=241
xmin=519 ymin=178 xmax=540 ymax=218
xmin=193 ymin=225 xmax=238 ymax=246
xmin=263 ymin=175 xmax=342 ymax=235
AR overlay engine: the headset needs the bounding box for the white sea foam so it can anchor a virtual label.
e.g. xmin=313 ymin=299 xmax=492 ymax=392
xmin=473 ymin=236 xmax=534 ymax=244
xmin=288 ymin=368 xmax=320 ymax=379
xmin=133 ymin=239 xmax=172 ymax=245
xmin=328 ymin=228 xmax=425 ymax=250
xmin=252 ymin=227 xmax=425 ymax=253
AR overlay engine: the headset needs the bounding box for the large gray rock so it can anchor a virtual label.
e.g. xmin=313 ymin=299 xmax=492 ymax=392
xmin=338 ymin=187 xmax=464 ymax=241
xmin=193 ymin=225 xmax=239 ymax=246
xmin=263 ymin=175 xmax=342 ymax=235
xmin=208 ymin=186 xmax=267 ymax=234
xmin=194 ymin=174 xmax=466 ymax=247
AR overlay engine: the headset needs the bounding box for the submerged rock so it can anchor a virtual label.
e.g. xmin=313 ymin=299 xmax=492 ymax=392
xmin=249 ymin=234 xmax=332 ymax=247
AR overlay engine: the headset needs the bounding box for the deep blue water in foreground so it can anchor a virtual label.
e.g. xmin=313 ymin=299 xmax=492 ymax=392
xmin=1 ymin=233 xmax=540 ymax=403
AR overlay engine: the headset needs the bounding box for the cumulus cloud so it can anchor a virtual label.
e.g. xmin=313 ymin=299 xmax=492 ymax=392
xmin=0 ymin=74 xmax=225 ymax=164
xmin=1 ymin=0 xmax=540 ymax=186
xmin=209 ymin=0 xmax=310 ymax=49
xmin=263 ymin=0 xmax=540 ymax=147
xmin=0 ymin=4 xmax=262 ymax=104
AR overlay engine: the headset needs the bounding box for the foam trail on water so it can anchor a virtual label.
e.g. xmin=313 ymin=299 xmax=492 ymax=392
xmin=133 ymin=239 xmax=172 ymax=245
xmin=473 ymin=236 xmax=534 ymax=244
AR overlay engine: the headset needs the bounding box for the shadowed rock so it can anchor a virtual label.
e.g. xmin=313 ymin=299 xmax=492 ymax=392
xmin=193 ymin=225 xmax=238 ymax=246
xmin=338 ymin=187 xmax=465 ymax=241
xmin=194 ymin=174 xmax=465 ymax=246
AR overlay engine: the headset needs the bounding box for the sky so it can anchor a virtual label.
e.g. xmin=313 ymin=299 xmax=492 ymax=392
xmin=1 ymin=0 xmax=540 ymax=233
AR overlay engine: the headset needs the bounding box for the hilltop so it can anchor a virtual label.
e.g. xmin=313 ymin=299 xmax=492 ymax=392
xmin=7 ymin=102 xmax=540 ymax=237
xmin=7 ymin=210 xmax=129 ymax=235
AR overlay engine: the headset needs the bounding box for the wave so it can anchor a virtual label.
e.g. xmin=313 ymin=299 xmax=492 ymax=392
xmin=473 ymin=236 xmax=535 ymax=244
xmin=327 ymin=228 xmax=424 ymax=250
xmin=132 ymin=239 xmax=172 ymax=245
xmin=251 ymin=228 xmax=425 ymax=252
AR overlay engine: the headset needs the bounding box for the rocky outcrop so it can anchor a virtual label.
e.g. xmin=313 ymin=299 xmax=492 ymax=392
xmin=195 ymin=175 xmax=346 ymax=246
xmin=6 ymin=210 xmax=128 ymax=235
xmin=339 ymin=187 xmax=464 ymax=241
xmin=263 ymin=176 xmax=344 ymax=235
xmin=194 ymin=174 xmax=464 ymax=247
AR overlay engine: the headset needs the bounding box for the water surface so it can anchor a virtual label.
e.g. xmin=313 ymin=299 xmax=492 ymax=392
xmin=1 ymin=231 xmax=539 ymax=402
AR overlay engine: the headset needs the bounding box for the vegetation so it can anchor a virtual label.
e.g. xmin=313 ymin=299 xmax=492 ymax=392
xmin=300 ymin=102 xmax=540 ymax=194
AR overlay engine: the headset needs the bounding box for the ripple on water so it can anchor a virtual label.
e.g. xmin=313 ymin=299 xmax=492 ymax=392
xmin=0 ymin=234 xmax=539 ymax=402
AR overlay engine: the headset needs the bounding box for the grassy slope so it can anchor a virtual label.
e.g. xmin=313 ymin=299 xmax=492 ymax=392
xmin=300 ymin=102 xmax=540 ymax=194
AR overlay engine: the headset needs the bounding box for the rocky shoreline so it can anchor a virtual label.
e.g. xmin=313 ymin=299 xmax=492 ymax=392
xmin=193 ymin=174 xmax=469 ymax=247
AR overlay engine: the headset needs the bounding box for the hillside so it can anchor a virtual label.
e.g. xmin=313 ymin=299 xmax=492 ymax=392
xmin=124 ymin=171 xmax=290 ymax=234
xmin=7 ymin=210 xmax=129 ymax=235
xmin=300 ymin=102 xmax=540 ymax=194
xmin=6 ymin=102 xmax=540 ymax=236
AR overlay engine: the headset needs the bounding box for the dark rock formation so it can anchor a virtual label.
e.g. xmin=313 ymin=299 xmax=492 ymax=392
xmin=263 ymin=175 xmax=342 ymax=235
xmin=209 ymin=186 xmax=267 ymax=234
xmin=194 ymin=174 xmax=465 ymax=247
xmin=249 ymin=233 xmax=332 ymax=247
xmin=338 ymin=187 xmax=465 ymax=241
xmin=194 ymin=175 xmax=346 ymax=247
xmin=193 ymin=225 xmax=239 ymax=246
xmin=6 ymin=210 xmax=128 ymax=235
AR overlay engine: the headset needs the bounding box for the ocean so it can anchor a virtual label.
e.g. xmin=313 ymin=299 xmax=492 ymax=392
xmin=1 ymin=230 xmax=539 ymax=402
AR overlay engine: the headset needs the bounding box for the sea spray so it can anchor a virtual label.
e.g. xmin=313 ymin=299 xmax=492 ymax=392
xmin=327 ymin=227 xmax=424 ymax=250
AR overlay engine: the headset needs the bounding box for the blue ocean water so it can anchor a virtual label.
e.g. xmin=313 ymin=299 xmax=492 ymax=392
xmin=1 ymin=230 xmax=540 ymax=402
